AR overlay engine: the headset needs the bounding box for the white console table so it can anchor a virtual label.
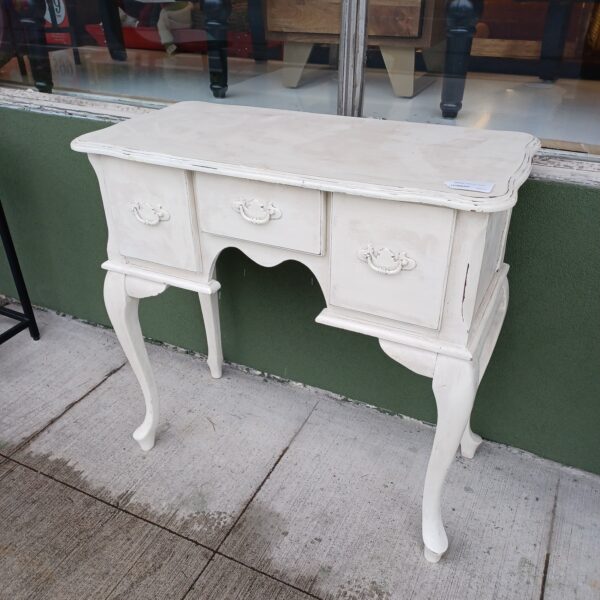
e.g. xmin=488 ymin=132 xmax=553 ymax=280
xmin=71 ymin=102 xmax=539 ymax=563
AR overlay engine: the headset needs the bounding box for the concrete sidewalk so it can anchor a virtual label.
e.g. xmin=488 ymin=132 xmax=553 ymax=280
xmin=1 ymin=307 xmax=598 ymax=600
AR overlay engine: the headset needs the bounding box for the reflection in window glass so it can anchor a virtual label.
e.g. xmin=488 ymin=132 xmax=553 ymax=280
xmin=361 ymin=0 xmax=600 ymax=150
xmin=0 ymin=0 xmax=340 ymax=114
xmin=1 ymin=1 xmax=599 ymax=150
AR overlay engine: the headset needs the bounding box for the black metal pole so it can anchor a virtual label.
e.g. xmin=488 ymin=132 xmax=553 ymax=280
xmin=0 ymin=198 xmax=40 ymax=343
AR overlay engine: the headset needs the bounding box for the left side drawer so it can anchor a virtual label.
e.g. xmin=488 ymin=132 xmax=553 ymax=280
xmin=98 ymin=157 xmax=201 ymax=272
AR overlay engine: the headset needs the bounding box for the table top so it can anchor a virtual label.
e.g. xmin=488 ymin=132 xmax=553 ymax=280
xmin=72 ymin=101 xmax=540 ymax=213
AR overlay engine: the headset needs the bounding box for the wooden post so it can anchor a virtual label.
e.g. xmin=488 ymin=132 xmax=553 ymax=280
xmin=337 ymin=0 xmax=368 ymax=117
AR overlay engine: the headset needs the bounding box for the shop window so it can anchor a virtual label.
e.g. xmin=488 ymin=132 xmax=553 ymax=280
xmin=0 ymin=0 xmax=340 ymax=113
xmin=361 ymin=0 xmax=600 ymax=151
xmin=0 ymin=0 xmax=598 ymax=150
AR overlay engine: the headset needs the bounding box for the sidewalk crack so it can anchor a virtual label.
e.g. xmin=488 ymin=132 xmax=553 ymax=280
xmin=539 ymin=475 xmax=560 ymax=600
xmin=8 ymin=361 xmax=126 ymax=457
xmin=215 ymin=398 xmax=321 ymax=553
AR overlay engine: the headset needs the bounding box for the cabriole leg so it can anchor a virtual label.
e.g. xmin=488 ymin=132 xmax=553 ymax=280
xmin=198 ymin=290 xmax=223 ymax=379
xmin=423 ymin=355 xmax=478 ymax=562
xmin=104 ymin=271 xmax=165 ymax=452
xmin=460 ymin=421 xmax=482 ymax=458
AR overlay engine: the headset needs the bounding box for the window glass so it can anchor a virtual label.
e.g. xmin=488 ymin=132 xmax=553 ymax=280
xmin=0 ymin=0 xmax=340 ymax=114
xmin=361 ymin=0 xmax=600 ymax=150
xmin=1 ymin=0 xmax=599 ymax=151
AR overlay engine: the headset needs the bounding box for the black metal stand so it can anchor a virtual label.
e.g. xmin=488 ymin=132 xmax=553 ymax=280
xmin=0 ymin=199 xmax=40 ymax=345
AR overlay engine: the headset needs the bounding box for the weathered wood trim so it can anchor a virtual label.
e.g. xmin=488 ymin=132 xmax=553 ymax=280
xmin=0 ymin=86 xmax=163 ymax=122
xmin=529 ymin=149 xmax=600 ymax=188
xmin=1 ymin=86 xmax=598 ymax=188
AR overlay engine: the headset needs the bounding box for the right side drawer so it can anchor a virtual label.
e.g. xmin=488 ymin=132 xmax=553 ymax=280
xmin=329 ymin=194 xmax=456 ymax=330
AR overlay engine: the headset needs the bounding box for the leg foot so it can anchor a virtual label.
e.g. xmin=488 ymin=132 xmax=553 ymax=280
xmin=460 ymin=422 xmax=482 ymax=458
xmin=133 ymin=423 xmax=156 ymax=452
xmin=282 ymin=42 xmax=312 ymax=88
xmin=422 ymin=355 xmax=478 ymax=560
xmin=104 ymin=272 xmax=162 ymax=452
xmin=381 ymin=46 xmax=434 ymax=98
xmin=442 ymin=107 xmax=459 ymax=119
xmin=424 ymin=546 xmax=444 ymax=563
xmin=199 ymin=290 xmax=223 ymax=379
xmin=211 ymin=87 xmax=227 ymax=99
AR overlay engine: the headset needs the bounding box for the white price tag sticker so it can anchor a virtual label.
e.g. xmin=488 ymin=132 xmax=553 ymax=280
xmin=444 ymin=180 xmax=495 ymax=193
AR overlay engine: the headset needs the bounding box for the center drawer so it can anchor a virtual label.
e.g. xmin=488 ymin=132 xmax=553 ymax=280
xmin=194 ymin=173 xmax=325 ymax=255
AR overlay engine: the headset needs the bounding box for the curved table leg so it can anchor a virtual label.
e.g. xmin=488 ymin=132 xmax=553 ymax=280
xmin=104 ymin=271 xmax=166 ymax=452
xmin=199 ymin=290 xmax=223 ymax=379
xmin=422 ymin=354 xmax=478 ymax=562
xmin=440 ymin=0 xmax=482 ymax=119
xmin=204 ymin=0 xmax=232 ymax=98
xmin=460 ymin=420 xmax=482 ymax=458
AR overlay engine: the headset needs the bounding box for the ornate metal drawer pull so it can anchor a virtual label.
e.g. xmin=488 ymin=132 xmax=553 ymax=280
xmin=131 ymin=202 xmax=170 ymax=226
xmin=358 ymin=244 xmax=417 ymax=275
xmin=233 ymin=198 xmax=282 ymax=225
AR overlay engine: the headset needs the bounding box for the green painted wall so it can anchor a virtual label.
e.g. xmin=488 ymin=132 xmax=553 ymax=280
xmin=1 ymin=107 xmax=599 ymax=474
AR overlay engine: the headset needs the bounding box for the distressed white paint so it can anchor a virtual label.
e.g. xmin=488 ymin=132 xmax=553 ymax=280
xmin=0 ymin=86 xmax=159 ymax=122
xmin=104 ymin=272 xmax=162 ymax=452
xmin=95 ymin=157 xmax=202 ymax=272
xmin=72 ymin=101 xmax=539 ymax=211
xmin=71 ymin=101 xmax=538 ymax=561
xmin=330 ymin=194 xmax=455 ymax=329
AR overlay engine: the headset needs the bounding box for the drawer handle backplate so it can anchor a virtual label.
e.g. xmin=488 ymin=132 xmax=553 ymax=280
xmin=358 ymin=244 xmax=417 ymax=275
xmin=131 ymin=202 xmax=170 ymax=226
xmin=233 ymin=198 xmax=282 ymax=225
